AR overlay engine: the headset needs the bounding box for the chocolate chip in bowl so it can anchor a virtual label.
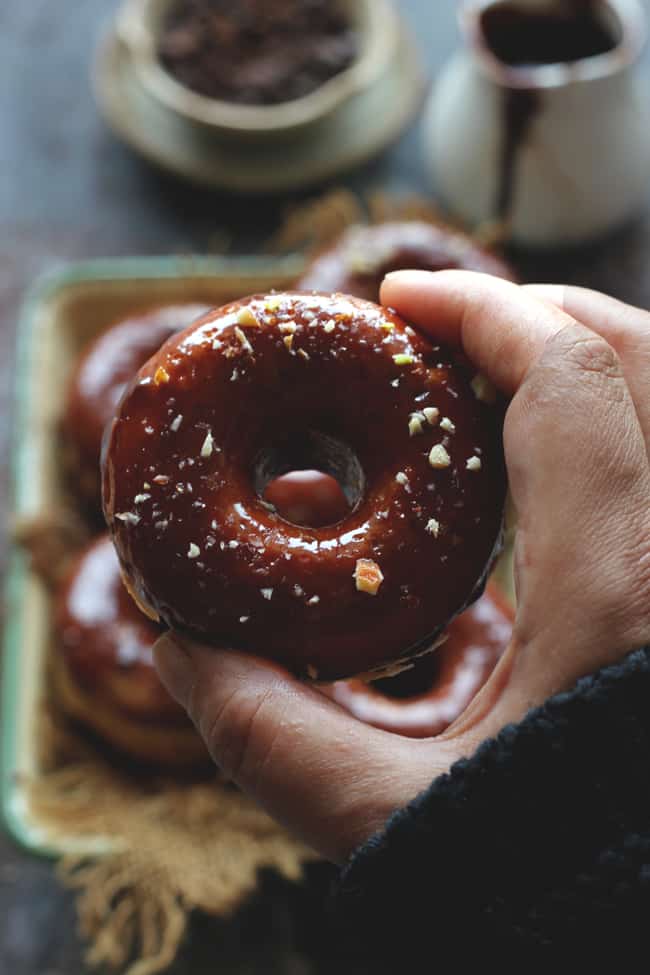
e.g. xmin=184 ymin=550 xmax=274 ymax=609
xmin=117 ymin=0 xmax=398 ymax=139
xmin=158 ymin=0 xmax=359 ymax=106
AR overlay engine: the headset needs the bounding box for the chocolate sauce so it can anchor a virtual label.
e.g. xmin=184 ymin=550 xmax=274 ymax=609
xmin=482 ymin=0 xmax=618 ymax=67
xmin=483 ymin=1 xmax=619 ymax=220
xmin=496 ymin=88 xmax=540 ymax=220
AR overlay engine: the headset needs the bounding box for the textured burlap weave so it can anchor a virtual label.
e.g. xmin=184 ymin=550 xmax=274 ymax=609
xmin=27 ymin=702 xmax=314 ymax=975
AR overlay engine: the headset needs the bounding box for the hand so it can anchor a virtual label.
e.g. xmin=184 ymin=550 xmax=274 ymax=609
xmin=154 ymin=272 xmax=650 ymax=864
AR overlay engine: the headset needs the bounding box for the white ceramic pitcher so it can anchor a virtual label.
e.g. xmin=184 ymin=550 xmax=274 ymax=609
xmin=423 ymin=0 xmax=650 ymax=247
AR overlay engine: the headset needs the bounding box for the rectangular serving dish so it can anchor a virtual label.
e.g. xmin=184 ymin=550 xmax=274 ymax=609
xmin=1 ymin=255 xmax=304 ymax=856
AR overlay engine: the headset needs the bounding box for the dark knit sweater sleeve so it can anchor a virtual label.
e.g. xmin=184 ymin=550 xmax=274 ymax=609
xmin=335 ymin=647 xmax=650 ymax=960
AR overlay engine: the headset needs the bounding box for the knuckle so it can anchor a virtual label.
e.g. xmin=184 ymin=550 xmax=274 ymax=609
xmin=550 ymin=325 xmax=623 ymax=383
xmin=505 ymin=325 xmax=627 ymax=447
xmin=192 ymin=677 xmax=276 ymax=784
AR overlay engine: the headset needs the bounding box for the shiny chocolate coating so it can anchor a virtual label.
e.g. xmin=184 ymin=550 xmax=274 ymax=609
xmin=103 ymin=292 xmax=507 ymax=682
xmin=55 ymin=534 xmax=186 ymax=724
xmin=325 ymin=582 xmax=514 ymax=737
xmin=64 ymin=304 xmax=208 ymax=501
xmin=263 ymin=469 xmax=350 ymax=528
xmin=297 ymin=221 xmax=515 ymax=302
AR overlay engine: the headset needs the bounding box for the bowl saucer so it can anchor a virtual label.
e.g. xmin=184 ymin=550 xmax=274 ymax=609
xmin=93 ymin=25 xmax=427 ymax=193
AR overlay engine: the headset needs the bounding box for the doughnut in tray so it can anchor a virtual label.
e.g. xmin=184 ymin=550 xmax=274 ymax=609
xmin=0 ymin=254 xmax=303 ymax=855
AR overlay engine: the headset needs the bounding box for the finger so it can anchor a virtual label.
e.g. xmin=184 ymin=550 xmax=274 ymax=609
xmin=523 ymin=284 xmax=650 ymax=450
xmin=153 ymin=634 xmax=449 ymax=863
xmin=380 ymin=269 xmax=576 ymax=394
xmin=473 ymin=322 xmax=650 ymax=740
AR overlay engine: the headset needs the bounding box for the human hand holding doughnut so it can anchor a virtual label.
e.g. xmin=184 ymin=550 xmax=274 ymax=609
xmin=153 ymin=272 xmax=650 ymax=863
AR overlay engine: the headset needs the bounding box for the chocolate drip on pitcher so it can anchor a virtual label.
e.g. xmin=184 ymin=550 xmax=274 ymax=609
xmin=482 ymin=0 xmax=619 ymax=221
xmin=496 ymin=87 xmax=540 ymax=220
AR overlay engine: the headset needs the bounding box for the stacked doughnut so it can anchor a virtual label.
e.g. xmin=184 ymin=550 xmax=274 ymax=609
xmin=297 ymin=220 xmax=514 ymax=300
xmin=58 ymin=303 xmax=210 ymax=765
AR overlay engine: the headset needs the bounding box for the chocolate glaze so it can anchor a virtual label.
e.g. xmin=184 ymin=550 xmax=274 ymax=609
xmin=263 ymin=469 xmax=350 ymax=528
xmin=64 ymin=304 xmax=208 ymax=501
xmin=325 ymin=582 xmax=513 ymax=737
xmin=297 ymin=222 xmax=515 ymax=302
xmin=103 ymin=292 xmax=507 ymax=682
xmin=55 ymin=534 xmax=186 ymax=723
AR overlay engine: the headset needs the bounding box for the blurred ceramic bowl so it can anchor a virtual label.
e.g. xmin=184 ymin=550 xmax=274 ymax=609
xmin=116 ymin=0 xmax=399 ymax=140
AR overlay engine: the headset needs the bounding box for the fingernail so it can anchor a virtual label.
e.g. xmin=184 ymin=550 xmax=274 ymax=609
xmin=153 ymin=632 xmax=196 ymax=708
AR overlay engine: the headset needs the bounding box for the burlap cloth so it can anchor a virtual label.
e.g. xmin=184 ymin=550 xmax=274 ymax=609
xmin=15 ymin=191 xmax=509 ymax=975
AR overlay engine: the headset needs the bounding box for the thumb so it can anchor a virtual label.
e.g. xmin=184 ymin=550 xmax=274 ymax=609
xmin=153 ymin=633 xmax=447 ymax=862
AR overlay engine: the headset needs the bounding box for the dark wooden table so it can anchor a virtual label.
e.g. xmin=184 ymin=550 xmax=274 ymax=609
xmin=2 ymin=1 xmax=650 ymax=971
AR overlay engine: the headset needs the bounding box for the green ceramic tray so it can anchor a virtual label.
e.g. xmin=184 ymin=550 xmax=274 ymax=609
xmin=1 ymin=255 xmax=304 ymax=856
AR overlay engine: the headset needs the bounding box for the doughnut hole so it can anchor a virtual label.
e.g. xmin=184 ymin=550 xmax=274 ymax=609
xmin=255 ymin=431 xmax=364 ymax=529
xmin=370 ymin=652 xmax=441 ymax=699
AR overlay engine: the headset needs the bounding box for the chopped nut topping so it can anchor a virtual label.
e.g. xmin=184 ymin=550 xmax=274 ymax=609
xmin=134 ymin=493 xmax=150 ymax=504
xmin=265 ymin=296 xmax=282 ymax=312
xmin=423 ymin=407 xmax=440 ymax=426
xmin=471 ymin=373 xmax=497 ymax=404
xmin=466 ymin=456 xmax=482 ymax=471
xmin=426 ymin=518 xmax=440 ymax=537
xmin=393 ymin=353 xmax=414 ymax=366
xmin=278 ymin=321 xmax=297 ymax=335
xmin=228 ymin=540 xmax=239 ymax=549
xmin=239 ymin=615 xmax=250 ymax=623
xmin=323 ymin=320 xmax=335 ymax=333
xmin=115 ymin=511 xmax=140 ymax=526
xmin=354 ymin=558 xmax=384 ymax=596
xmin=283 ymin=334 xmax=294 ymax=352
xmin=395 ymin=471 xmax=409 ymax=486
xmin=236 ymin=306 xmax=259 ymax=327
xmin=261 ymin=588 xmax=273 ymax=600
xmin=143 ymin=482 xmax=151 ymax=490
xmin=297 ymin=348 xmax=310 ymax=361
xmin=234 ymin=326 xmax=253 ymax=354
xmin=429 ymin=444 xmax=452 ymax=469
xmin=440 ymin=417 xmax=456 ymax=434
xmin=293 ymin=584 xmax=305 ymax=597
xmin=307 ymin=664 xmax=319 ymax=680
xmin=154 ymin=366 xmax=170 ymax=385
xmin=380 ymin=320 xmax=395 ymax=332
xmin=408 ymin=413 xmax=425 ymax=436
xmin=391 ymin=378 xmax=400 ymax=388
xmin=170 ymin=414 xmax=183 ymax=432
xmin=307 ymin=595 xmax=320 ymax=606
xmin=187 ymin=543 xmax=200 ymax=559
xmin=200 ymin=430 xmax=214 ymax=458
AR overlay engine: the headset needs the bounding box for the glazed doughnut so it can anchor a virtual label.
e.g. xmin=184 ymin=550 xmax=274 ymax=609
xmin=325 ymin=582 xmax=514 ymax=737
xmin=63 ymin=304 xmax=208 ymax=503
xmin=297 ymin=221 xmax=515 ymax=301
xmin=53 ymin=534 xmax=208 ymax=766
xmin=102 ymin=292 xmax=507 ymax=682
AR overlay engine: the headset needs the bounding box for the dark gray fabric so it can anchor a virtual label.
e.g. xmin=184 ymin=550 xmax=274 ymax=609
xmin=335 ymin=647 xmax=650 ymax=961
